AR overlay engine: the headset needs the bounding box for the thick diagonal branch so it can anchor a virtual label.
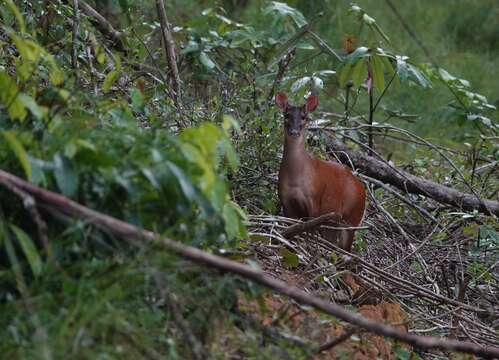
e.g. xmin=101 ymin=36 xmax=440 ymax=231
xmin=0 ymin=169 xmax=498 ymax=359
xmin=78 ymin=0 xmax=125 ymax=51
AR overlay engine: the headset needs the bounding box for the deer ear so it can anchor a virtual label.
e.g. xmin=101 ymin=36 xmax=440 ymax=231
xmin=275 ymin=92 xmax=288 ymax=110
xmin=305 ymin=95 xmax=318 ymax=113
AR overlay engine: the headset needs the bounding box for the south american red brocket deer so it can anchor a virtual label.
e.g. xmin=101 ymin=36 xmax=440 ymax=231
xmin=276 ymin=92 xmax=366 ymax=252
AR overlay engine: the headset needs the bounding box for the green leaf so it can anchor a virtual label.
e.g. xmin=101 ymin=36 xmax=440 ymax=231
xmin=199 ymin=51 xmax=216 ymax=70
xmin=406 ymin=64 xmax=431 ymax=88
xmin=49 ymin=65 xmax=65 ymax=85
xmin=18 ymin=93 xmax=48 ymax=120
xmin=2 ymin=131 xmax=31 ymax=180
xmin=222 ymin=114 xmax=241 ymax=134
xmin=4 ymin=0 xmax=25 ymax=33
xmin=0 ymin=71 xmax=27 ymax=121
xmin=330 ymin=251 xmax=338 ymax=264
xmin=346 ymin=46 xmax=370 ymax=63
xmin=396 ymin=56 xmax=409 ymax=81
xmin=165 ymin=161 xmax=214 ymax=217
xmin=264 ymin=2 xmax=307 ymax=27
xmin=362 ymin=13 xmax=375 ymax=25
xmin=438 ymin=68 xmax=456 ymax=82
xmin=1 ymin=223 xmax=25 ymax=291
xmin=371 ymin=22 xmax=390 ymax=43
xmin=339 ymin=62 xmax=353 ymax=88
xmin=351 ymin=60 xmax=367 ymax=88
xmin=10 ymin=225 xmax=43 ymax=277
xmin=393 ymin=345 xmax=413 ymax=360
xmin=130 ymin=88 xmax=144 ymax=109
xmin=249 ymin=234 xmax=267 ymax=242
xmin=280 ymin=248 xmax=299 ymax=268
xmin=141 ymin=168 xmax=161 ymax=190
xmin=379 ymin=55 xmax=395 ymax=77
xmin=102 ymin=57 xmax=122 ymax=93
xmin=222 ymin=138 xmax=238 ymax=171
xmin=53 ymin=154 xmax=78 ymax=197
xmin=223 ymin=202 xmax=242 ymax=239
xmin=371 ymin=56 xmax=385 ymax=91
xmin=118 ymin=0 xmax=130 ymax=15
xmin=102 ymin=69 xmax=120 ymax=93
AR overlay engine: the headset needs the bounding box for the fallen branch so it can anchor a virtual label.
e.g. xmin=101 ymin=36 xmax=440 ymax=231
xmin=78 ymin=0 xmax=125 ymax=51
xmin=281 ymin=212 xmax=342 ymax=239
xmin=319 ymin=130 xmax=499 ymax=217
xmin=0 ymin=169 xmax=498 ymax=359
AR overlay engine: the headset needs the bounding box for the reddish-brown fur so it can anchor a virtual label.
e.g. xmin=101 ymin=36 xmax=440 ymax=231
xmin=276 ymin=92 xmax=366 ymax=251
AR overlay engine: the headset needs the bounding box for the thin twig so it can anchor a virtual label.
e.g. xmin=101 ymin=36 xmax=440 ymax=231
xmin=360 ymin=174 xmax=439 ymax=224
xmin=267 ymin=48 xmax=296 ymax=105
xmin=71 ymin=0 xmax=79 ymax=72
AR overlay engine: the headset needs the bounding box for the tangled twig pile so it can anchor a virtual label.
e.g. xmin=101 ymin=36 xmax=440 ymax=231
xmin=245 ymin=195 xmax=498 ymax=356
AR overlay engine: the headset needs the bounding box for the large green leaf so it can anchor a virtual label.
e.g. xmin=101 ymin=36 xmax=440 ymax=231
xmin=199 ymin=51 xmax=216 ymax=70
xmin=2 ymin=131 xmax=32 ymax=180
xmin=102 ymin=57 xmax=122 ymax=93
xmin=371 ymin=55 xmax=385 ymax=91
xmin=351 ymin=60 xmax=367 ymax=88
xmin=10 ymin=225 xmax=43 ymax=277
xmin=264 ymin=2 xmax=307 ymax=27
xmin=280 ymin=248 xmax=299 ymax=269
xmin=18 ymin=93 xmax=48 ymax=120
xmin=339 ymin=62 xmax=353 ymax=88
xmin=346 ymin=46 xmax=370 ymax=63
xmin=0 ymin=72 xmax=27 ymax=121
xmin=53 ymin=154 xmax=78 ymax=197
xmin=165 ymin=161 xmax=214 ymax=217
xmin=223 ymin=202 xmax=242 ymax=240
xmin=3 ymin=0 xmax=25 ymax=33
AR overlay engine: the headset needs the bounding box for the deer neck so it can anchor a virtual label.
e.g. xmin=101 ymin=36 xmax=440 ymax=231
xmin=281 ymin=133 xmax=311 ymax=175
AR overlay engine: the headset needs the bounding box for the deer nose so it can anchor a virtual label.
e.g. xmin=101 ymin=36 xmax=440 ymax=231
xmin=289 ymin=129 xmax=300 ymax=138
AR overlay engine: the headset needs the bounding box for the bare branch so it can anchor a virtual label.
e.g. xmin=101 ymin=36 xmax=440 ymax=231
xmin=282 ymin=212 xmax=342 ymax=239
xmin=71 ymin=0 xmax=79 ymax=71
xmin=78 ymin=0 xmax=125 ymax=51
xmin=155 ymin=0 xmax=182 ymax=109
xmin=267 ymin=49 xmax=296 ymax=105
